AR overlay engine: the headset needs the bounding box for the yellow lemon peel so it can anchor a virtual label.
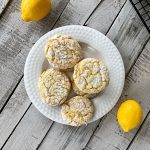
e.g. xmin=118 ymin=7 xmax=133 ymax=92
xmin=21 ymin=0 xmax=51 ymax=22
xmin=117 ymin=100 xmax=143 ymax=132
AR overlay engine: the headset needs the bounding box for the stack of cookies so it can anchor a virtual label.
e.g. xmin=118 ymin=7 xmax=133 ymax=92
xmin=39 ymin=34 xmax=109 ymax=126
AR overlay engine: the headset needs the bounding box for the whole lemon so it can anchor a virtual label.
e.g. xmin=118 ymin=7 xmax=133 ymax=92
xmin=21 ymin=0 xmax=51 ymax=22
xmin=117 ymin=100 xmax=143 ymax=132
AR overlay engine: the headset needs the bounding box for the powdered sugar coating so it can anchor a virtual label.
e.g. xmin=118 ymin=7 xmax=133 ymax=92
xmin=39 ymin=69 xmax=71 ymax=106
xmin=61 ymin=96 xmax=94 ymax=126
xmin=72 ymin=81 xmax=98 ymax=98
xmin=45 ymin=34 xmax=83 ymax=70
xmin=72 ymin=58 xmax=109 ymax=97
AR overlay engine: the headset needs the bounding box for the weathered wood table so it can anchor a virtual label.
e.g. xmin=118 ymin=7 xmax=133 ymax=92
xmin=0 ymin=0 xmax=150 ymax=150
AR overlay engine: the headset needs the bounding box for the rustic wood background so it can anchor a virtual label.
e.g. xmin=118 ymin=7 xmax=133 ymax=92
xmin=0 ymin=0 xmax=150 ymax=150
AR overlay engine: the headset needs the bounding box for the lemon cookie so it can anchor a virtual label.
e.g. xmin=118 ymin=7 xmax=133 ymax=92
xmin=61 ymin=96 xmax=94 ymax=126
xmin=72 ymin=58 xmax=109 ymax=97
xmin=72 ymin=81 xmax=98 ymax=98
xmin=45 ymin=34 xmax=83 ymax=70
xmin=39 ymin=69 xmax=71 ymax=106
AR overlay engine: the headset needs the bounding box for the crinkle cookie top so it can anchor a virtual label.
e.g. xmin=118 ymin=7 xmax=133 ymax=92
xmin=45 ymin=34 xmax=83 ymax=70
xmin=39 ymin=69 xmax=71 ymax=106
xmin=61 ymin=96 xmax=94 ymax=126
xmin=73 ymin=58 xmax=109 ymax=95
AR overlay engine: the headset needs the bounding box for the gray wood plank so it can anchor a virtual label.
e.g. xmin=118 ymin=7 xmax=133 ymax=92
xmin=37 ymin=121 xmax=100 ymax=150
xmin=88 ymin=0 xmax=149 ymax=74
xmin=0 ymin=0 xmax=102 ymax=149
xmin=0 ymin=0 xmax=70 ymax=110
xmin=53 ymin=0 xmax=103 ymax=27
xmin=3 ymin=104 xmax=53 ymax=150
xmin=0 ymin=0 xmax=103 ymax=112
xmin=85 ymin=0 xmax=125 ymax=34
xmin=0 ymin=80 xmax=31 ymax=148
xmin=35 ymin=1 xmax=150 ymax=149
xmin=2 ymin=0 xmax=150 ymax=150
xmin=84 ymin=38 xmax=150 ymax=150
xmin=128 ymin=112 xmax=150 ymax=150
xmin=0 ymin=0 xmax=70 ymax=148
xmin=0 ymin=0 xmax=11 ymax=15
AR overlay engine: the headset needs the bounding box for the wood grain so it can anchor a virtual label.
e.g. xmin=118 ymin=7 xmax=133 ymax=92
xmin=0 ymin=0 xmax=103 ymax=111
xmin=0 ymin=0 xmax=70 ymax=110
xmin=0 ymin=80 xmax=31 ymax=148
xmin=0 ymin=0 xmax=11 ymax=15
xmin=85 ymin=0 xmax=125 ymax=34
xmin=128 ymin=112 xmax=150 ymax=150
xmin=38 ymin=121 xmax=100 ymax=150
xmin=35 ymin=1 xmax=150 ymax=150
xmin=2 ymin=0 xmax=150 ymax=150
xmin=0 ymin=0 xmax=150 ymax=149
xmin=0 ymin=0 xmax=102 ymax=149
xmin=84 ymin=39 xmax=150 ymax=150
xmin=88 ymin=0 xmax=149 ymax=73
xmin=3 ymin=104 xmax=53 ymax=150
xmin=53 ymin=0 xmax=103 ymax=28
xmin=0 ymin=0 xmax=70 ymax=148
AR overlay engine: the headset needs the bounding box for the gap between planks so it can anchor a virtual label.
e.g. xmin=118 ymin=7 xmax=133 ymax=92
xmin=84 ymin=38 xmax=150 ymax=150
xmin=0 ymin=0 xmax=12 ymax=17
xmin=0 ymin=103 xmax=32 ymax=149
xmin=0 ymin=0 xmax=104 ymax=149
xmin=0 ymin=0 xmax=104 ymax=113
xmin=126 ymin=111 xmax=150 ymax=150
xmin=125 ymin=36 xmax=150 ymax=79
xmin=0 ymin=0 xmax=149 ymax=149
xmin=37 ymin=1 xmax=150 ymax=149
xmin=0 ymin=0 xmax=71 ymax=147
xmin=0 ymin=0 xmax=71 ymax=113
xmin=0 ymin=75 xmax=23 ymax=113
xmin=128 ymin=111 xmax=150 ymax=150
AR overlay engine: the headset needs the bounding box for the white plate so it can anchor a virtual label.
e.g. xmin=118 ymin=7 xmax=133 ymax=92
xmin=24 ymin=25 xmax=125 ymax=125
